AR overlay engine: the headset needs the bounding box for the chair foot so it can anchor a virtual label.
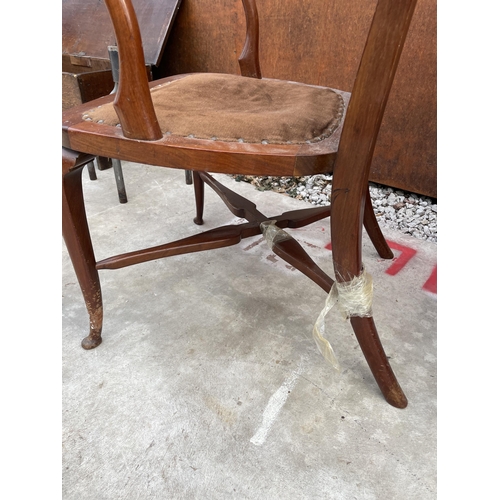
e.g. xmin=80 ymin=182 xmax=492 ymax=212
xmin=81 ymin=332 xmax=103 ymax=350
xmin=350 ymin=316 xmax=408 ymax=408
xmin=383 ymin=384 xmax=408 ymax=409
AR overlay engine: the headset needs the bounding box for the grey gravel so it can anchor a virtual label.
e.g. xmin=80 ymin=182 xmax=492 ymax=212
xmin=231 ymin=174 xmax=437 ymax=243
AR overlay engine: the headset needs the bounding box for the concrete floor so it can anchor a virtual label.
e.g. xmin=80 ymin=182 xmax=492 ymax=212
xmin=62 ymin=161 xmax=437 ymax=499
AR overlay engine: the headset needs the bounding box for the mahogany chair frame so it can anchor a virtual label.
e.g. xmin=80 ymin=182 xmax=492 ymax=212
xmin=62 ymin=0 xmax=418 ymax=408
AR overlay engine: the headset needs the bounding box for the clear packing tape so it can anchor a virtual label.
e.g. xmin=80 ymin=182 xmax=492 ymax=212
xmin=260 ymin=220 xmax=374 ymax=371
xmin=312 ymin=269 xmax=373 ymax=371
xmin=260 ymin=220 xmax=293 ymax=247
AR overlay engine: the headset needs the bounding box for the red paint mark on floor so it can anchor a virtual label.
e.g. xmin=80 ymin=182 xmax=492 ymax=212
xmin=325 ymin=240 xmax=417 ymax=276
xmin=243 ymin=236 xmax=265 ymax=251
xmin=324 ymin=238 xmax=436 ymax=295
xmin=423 ymin=265 xmax=437 ymax=295
xmin=303 ymin=240 xmax=323 ymax=250
xmin=385 ymin=240 xmax=417 ymax=275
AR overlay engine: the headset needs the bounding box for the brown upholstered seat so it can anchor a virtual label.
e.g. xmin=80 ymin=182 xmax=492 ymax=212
xmin=84 ymin=73 xmax=345 ymax=145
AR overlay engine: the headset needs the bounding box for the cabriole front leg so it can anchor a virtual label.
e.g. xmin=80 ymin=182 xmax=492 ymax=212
xmin=62 ymin=148 xmax=103 ymax=349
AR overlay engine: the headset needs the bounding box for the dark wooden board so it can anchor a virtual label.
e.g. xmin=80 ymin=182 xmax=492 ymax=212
xmin=62 ymin=0 xmax=182 ymax=67
xmin=62 ymin=71 xmax=114 ymax=110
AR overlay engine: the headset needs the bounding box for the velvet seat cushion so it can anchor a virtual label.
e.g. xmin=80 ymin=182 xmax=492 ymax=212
xmin=83 ymin=73 xmax=345 ymax=145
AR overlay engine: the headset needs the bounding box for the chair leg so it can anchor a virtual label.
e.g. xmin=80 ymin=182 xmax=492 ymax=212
xmin=330 ymin=187 xmax=406 ymax=408
xmin=88 ymin=160 xmax=98 ymax=180
xmin=62 ymin=148 xmax=103 ymax=350
xmin=192 ymin=170 xmax=205 ymax=225
xmin=96 ymin=156 xmax=113 ymax=170
xmin=350 ymin=316 xmax=408 ymax=408
xmin=112 ymin=158 xmax=128 ymax=204
xmin=363 ymin=185 xmax=394 ymax=259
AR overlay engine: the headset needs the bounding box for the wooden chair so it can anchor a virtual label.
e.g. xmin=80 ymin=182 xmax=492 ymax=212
xmin=62 ymin=0 xmax=418 ymax=408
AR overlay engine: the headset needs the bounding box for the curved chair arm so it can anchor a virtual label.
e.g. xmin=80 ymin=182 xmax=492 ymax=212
xmin=331 ymin=0 xmax=418 ymax=281
xmin=238 ymin=0 xmax=262 ymax=78
xmin=104 ymin=0 xmax=162 ymax=140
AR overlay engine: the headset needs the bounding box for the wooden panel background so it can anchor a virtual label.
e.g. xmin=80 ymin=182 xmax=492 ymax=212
xmin=157 ymin=0 xmax=436 ymax=198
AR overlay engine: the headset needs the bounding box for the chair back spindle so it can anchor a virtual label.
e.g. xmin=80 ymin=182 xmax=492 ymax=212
xmin=104 ymin=0 xmax=162 ymax=140
xmin=238 ymin=0 xmax=262 ymax=78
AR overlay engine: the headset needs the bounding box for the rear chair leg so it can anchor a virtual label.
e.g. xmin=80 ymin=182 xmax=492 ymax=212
xmin=62 ymin=148 xmax=103 ymax=349
xmin=193 ymin=170 xmax=205 ymax=225
xmin=331 ymin=186 xmax=407 ymax=408
xmin=363 ymin=185 xmax=394 ymax=259
xmin=88 ymin=161 xmax=98 ymax=180
xmin=350 ymin=316 xmax=408 ymax=408
xmin=112 ymin=158 xmax=128 ymax=204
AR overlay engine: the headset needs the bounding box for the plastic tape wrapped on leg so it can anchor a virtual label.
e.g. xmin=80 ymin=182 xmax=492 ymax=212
xmin=313 ymin=268 xmax=373 ymax=371
xmin=260 ymin=220 xmax=374 ymax=371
